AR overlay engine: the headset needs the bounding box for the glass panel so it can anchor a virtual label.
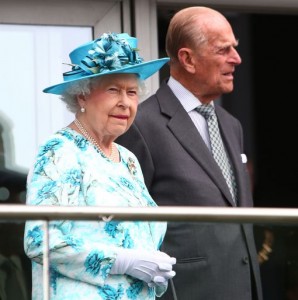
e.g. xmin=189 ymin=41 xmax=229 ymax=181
xmin=254 ymin=225 xmax=298 ymax=300
xmin=2 ymin=218 xmax=298 ymax=299
xmin=0 ymin=25 xmax=92 ymax=297
xmin=0 ymin=24 xmax=92 ymax=174
xmin=0 ymin=219 xmax=30 ymax=300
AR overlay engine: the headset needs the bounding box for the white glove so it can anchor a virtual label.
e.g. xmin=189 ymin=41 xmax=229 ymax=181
xmin=110 ymin=248 xmax=176 ymax=287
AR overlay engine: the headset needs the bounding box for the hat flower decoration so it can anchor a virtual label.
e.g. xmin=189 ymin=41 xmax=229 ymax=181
xmin=78 ymin=33 xmax=143 ymax=75
xmin=43 ymin=32 xmax=169 ymax=95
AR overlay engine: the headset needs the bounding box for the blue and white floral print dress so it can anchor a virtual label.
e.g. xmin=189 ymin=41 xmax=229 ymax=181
xmin=24 ymin=128 xmax=167 ymax=300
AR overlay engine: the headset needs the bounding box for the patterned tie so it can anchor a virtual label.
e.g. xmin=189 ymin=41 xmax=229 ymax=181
xmin=196 ymin=104 xmax=237 ymax=204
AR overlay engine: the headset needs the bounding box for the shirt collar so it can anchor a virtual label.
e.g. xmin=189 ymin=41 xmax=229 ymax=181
xmin=167 ymin=76 xmax=214 ymax=112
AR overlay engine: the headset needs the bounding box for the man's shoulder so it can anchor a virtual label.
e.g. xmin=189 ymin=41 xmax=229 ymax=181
xmin=137 ymin=88 xmax=161 ymax=113
xmin=135 ymin=96 xmax=159 ymax=123
xmin=215 ymin=104 xmax=241 ymax=123
xmin=138 ymin=81 xmax=176 ymax=114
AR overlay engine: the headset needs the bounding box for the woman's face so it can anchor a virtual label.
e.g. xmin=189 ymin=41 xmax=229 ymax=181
xmin=78 ymin=73 xmax=139 ymax=141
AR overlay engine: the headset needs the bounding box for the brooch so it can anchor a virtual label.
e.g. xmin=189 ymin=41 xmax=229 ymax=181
xmin=127 ymin=157 xmax=137 ymax=176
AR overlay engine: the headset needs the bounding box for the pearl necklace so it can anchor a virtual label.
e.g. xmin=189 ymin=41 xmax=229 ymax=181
xmin=74 ymin=118 xmax=118 ymax=162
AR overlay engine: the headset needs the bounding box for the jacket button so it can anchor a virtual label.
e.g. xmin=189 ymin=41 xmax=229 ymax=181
xmin=242 ymin=256 xmax=249 ymax=264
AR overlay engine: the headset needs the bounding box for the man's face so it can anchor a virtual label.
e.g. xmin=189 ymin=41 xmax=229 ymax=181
xmin=192 ymin=24 xmax=242 ymax=100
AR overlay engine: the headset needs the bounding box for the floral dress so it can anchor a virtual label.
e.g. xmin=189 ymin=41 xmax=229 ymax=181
xmin=24 ymin=127 xmax=167 ymax=300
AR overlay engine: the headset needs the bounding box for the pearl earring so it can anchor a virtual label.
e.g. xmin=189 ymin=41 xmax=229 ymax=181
xmin=81 ymin=107 xmax=85 ymax=113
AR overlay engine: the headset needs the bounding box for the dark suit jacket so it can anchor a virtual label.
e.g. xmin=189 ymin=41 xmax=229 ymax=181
xmin=117 ymin=81 xmax=263 ymax=300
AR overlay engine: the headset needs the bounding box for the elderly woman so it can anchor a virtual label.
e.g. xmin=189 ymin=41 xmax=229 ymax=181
xmin=24 ymin=33 xmax=175 ymax=300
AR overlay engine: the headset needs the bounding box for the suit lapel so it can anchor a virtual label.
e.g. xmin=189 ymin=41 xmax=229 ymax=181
xmin=156 ymin=83 xmax=235 ymax=205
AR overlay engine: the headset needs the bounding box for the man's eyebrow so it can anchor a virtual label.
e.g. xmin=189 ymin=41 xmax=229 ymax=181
xmin=215 ymin=39 xmax=239 ymax=49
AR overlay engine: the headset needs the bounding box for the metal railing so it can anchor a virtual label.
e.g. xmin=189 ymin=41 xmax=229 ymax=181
xmin=2 ymin=204 xmax=298 ymax=299
xmin=2 ymin=204 xmax=298 ymax=223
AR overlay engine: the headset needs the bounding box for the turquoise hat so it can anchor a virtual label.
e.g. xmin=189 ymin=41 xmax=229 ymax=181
xmin=43 ymin=32 xmax=169 ymax=95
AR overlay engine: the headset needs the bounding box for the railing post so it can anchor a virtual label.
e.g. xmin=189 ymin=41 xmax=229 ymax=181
xmin=43 ymin=220 xmax=50 ymax=300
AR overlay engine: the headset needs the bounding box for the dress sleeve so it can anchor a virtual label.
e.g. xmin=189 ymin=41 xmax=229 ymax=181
xmin=23 ymin=136 xmax=118 ymax=287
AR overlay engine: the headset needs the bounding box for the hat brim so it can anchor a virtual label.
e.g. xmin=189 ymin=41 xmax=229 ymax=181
xmin=43 ymin=58 xmax=169 ymax=95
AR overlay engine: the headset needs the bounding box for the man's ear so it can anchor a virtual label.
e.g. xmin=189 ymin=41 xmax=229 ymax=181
xmin=177 ymin=48 xmax=196 ymax=74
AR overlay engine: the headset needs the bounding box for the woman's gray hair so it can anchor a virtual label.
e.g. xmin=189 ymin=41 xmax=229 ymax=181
xmin=60 ymin=76 xmax=148 ymax=113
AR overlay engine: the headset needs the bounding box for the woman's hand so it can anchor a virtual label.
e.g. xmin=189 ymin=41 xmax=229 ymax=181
xmin=110 ymin=248 xmax=176 ymax=287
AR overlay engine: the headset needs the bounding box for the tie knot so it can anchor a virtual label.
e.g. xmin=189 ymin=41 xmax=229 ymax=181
xmin=196 ymin=104 xmax=215 ymax=120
